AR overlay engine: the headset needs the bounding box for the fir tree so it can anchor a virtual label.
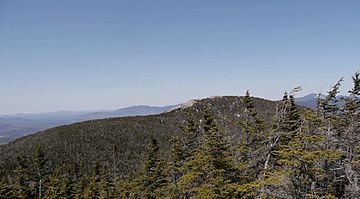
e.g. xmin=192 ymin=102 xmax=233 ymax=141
xmin=99 ymin=168 xmax=115 ymax=199
xmin=83 ymin=162 xmax=102 ymax=199
xmin=0 ymin=179 xmax=15 ymax=199
xmin=262 ymin=90 xmax=341 ymax=198
xmin=45 ymin=164 xmax=79 ymax=198
xmin=230 ymin=90 xmax=269 ymax=198
xmin=179 ymin=109 xmax=235 ymax=198
xmin=132 ymin=138 xmax=169 ymax=198
xmin=45 ymin=167 xmax=67 ymax=199
xmin=73 ymin=177 xmax=87 ymax=199
xmin=339 ymin=72 xmax=360 ymax=198
xmin=116 ymin=179 xmax=132 ymax=198
xmin=275 ymin=110 xmax=340 ymax=198
xmin=167 ymin=115 xmax=200 ymax=198
xmin=13 ymin=155 xmax=32 ymax=199
xmin=33 ymin=145 xmax=48 ymax=198
xmin=316 ymin=79 xmax=348 ymax=197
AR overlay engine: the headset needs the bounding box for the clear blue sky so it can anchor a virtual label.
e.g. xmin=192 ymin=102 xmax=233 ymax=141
xmin=1 ymin=0 xmax=359 ymax=114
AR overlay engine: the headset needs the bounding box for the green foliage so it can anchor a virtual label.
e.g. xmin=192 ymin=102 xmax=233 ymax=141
xmin=130 ymin=138 xmax=169 ymax=198
xmin=167 ymin=115 xmax=201 ymax=198
xmin=34 ymin=145 xmax=48 ymax=198
xmin=13 ymin=155 xmax=32 ymax=198
xmin=0 ymin=180 xmax=15 ymax=199
xmin=179 ymin=110 xmax=235 ymax=198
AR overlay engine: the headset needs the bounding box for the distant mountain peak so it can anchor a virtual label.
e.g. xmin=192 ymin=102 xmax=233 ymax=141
xmin=295 ymin=93 xmax=349 ymax=109
xmin=170 ymin=99 xmax=199 ymax=111
xmin=297 ymin=93 xmax=322 ymax=101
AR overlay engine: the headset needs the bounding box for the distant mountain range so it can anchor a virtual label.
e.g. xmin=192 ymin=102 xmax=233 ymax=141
xmin=81 ymin=105 xmax=177 ymax=120
xmin=0 ymin=105 xmax=177 ymax=144
xmin=295 ymin=93 xmax=347 ymax=109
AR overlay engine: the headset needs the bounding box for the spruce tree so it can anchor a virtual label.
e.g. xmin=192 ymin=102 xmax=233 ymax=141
xmin=33 ymin=145 xmax=48 ymax=198
xmin=0 ymin=179 xmax=15 ymax=199
xmin=179 ymin=109 xmax=235 ymax=198
xmin=45 ymin=164 xmax=79 ymax=199
xmin=99 ymin=168 xmax=115 ymax=199
xmin=116 ymin=179 xmax=132 ymax=198
xmin=13 ymin=155 xmax=32 ymax=199
xmin=315 ymin=79 xmax=349 ymax=197
xmin=339 ymin=72 xmax=360 ymax=198
xmin=275 ymin=109 xmax=340 ymax=198
xmin=83 ymin=162 xmax=102 ymax=199
xmin=231 ymin=90 xmax=269 ymax=198
xmin=132 ymin=138 xmax=169 ymax=198
xmin=45 ymin=167 xmax=67 ymax=199
xmin=73 ymin=176 xmax=87 ymax=199
xmin=261 ymin=90 xmax=341 ymax=198
xmin=167 ymin=115 xmax=200 ymax=197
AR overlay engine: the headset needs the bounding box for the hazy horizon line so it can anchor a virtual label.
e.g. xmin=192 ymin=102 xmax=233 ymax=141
xmin=0 ymin=92 xmax=332 ymax=116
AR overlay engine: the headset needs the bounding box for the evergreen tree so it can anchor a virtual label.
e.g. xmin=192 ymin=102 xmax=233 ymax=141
xmin=179 ymin=109 xmax=235 ymax=198
xmin=315 ymin=79 xmax=349 ymax=197
xmin=261 ymin=89 xmax=341 ymax=198
xmin=167 ymin=115 xmax=200 ymax=198
xmin=317 ymin=78 xmax=343 ymax=122
xmin=45 ymin=167 xmax=67 ymax=199
xmin=239 ymin=90 xmax=267 ymax=174
xmin=99 ymin=168 xmax=115 ymax=199
xmin=230 ymin=90 xmax=269 ymax=198
xmin=116 ymin=179 xmax=132 ymax=198
xmin=132 ymin=138 xmax=169 ymax=198
xmin=73 ymin=177 xmax=87 ymax=199
xmin=45 ymin=164 xmax=79 ymax=199
xmin=33 ymin=145 xmax=48 ymax=198
xmin=167 ymin=135 xmax=185 ymax=198
xmin=339 ymin=72 xmax=360 ymax=198
xmin=83 ymin=162 xmax=102 ymax=199
xmin=0 ymin=179 xmax=15 ymax=199
xmin=182 ymin=115 xmax=200 ymax=158
xmin=275 ymin=110 xmax=340 ymax=198
xmin=13 ymin=155 xmax=32 ymax=199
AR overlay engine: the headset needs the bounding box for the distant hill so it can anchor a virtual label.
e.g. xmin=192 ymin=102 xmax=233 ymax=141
xmin=295 ymin=93 xmax=321 ymax=109
xmin=0 ymin=96 xmax=282 ymax=178
xmin=81 ymin=105 xmax=177 ymax=120
xmin=0 ymin=105 xmax=177 ymax=144
xmin=295 ymin=93 xmax=346 ymax=109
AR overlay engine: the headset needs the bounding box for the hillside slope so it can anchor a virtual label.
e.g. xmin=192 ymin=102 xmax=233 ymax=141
xmin=0 ymin=105 xmax=177 ymax=144
xmin=0 ymin=96 xmax=278 ymax=177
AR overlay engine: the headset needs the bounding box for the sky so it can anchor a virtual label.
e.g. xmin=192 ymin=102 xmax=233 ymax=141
xmin=0 ymin=0 xmax=359 ymax=114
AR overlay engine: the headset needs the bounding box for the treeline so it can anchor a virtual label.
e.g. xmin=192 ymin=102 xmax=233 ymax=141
xmin=1 ymin=73 xmax=360 ymax=198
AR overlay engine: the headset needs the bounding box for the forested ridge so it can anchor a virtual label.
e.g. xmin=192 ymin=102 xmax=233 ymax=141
xmin=0 ymin=73 xmax=360 ymax=198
